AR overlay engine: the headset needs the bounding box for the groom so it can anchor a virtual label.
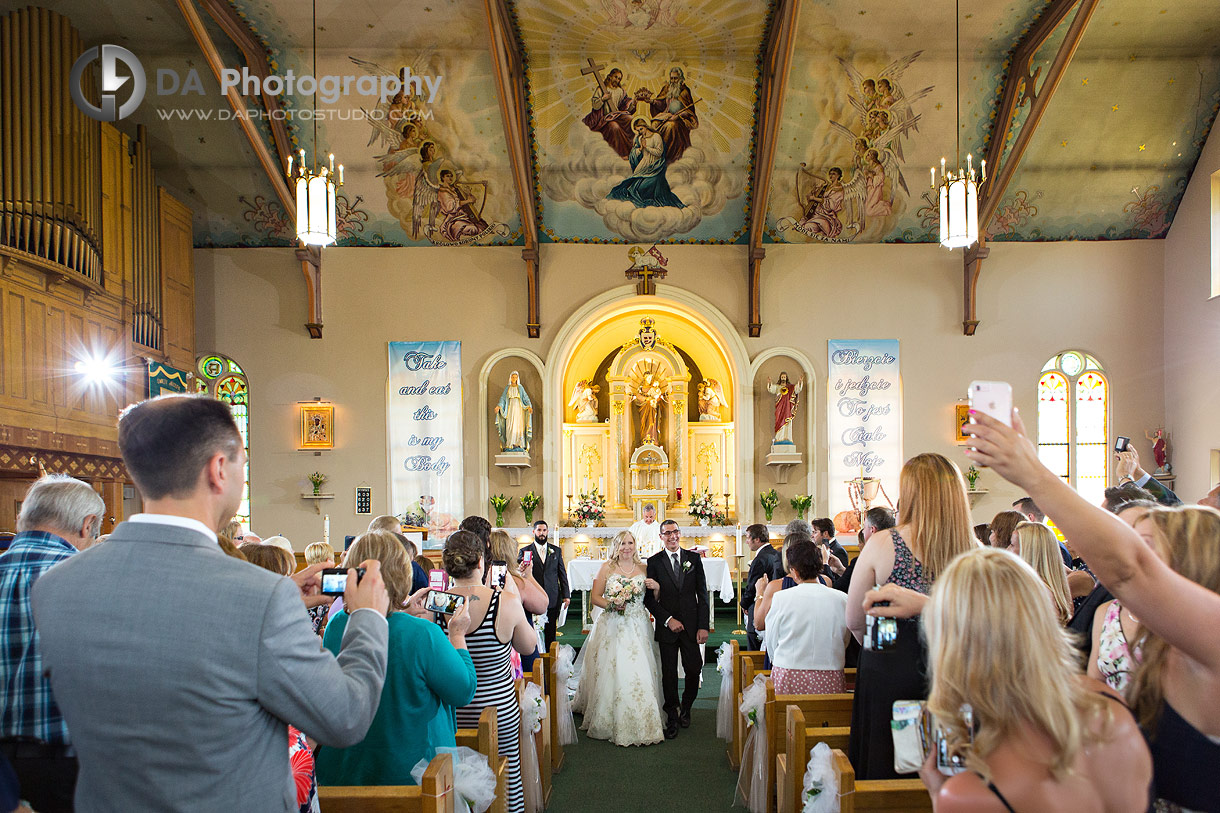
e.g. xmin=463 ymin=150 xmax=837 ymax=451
xmin=644 ymin=519 xmax=709 ymax=739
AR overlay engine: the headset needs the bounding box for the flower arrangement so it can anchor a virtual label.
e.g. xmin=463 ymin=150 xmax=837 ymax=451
xmin=573 ymin=489 xmax=606 ymax=526
xmin=520 ymin=490 xmax=541 ymax=524
xmin=965 ymin=465 xmax=980 ymax=491
xmin=759 ymin=488 xmax=779 ymax=523
xmin=688 ymin=489 xmax=724 ymax=525
xmin=489 ymin=493 xmax=512 ymax=527
xmin=602 ymin=576 xmax=643 ymax=613
xmin=790 ymin=494 xmax=813 ymax=520
xmin=307 ymin=472 xmax=327 ymax=495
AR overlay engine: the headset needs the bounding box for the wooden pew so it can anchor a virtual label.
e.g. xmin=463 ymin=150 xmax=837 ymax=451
xmin=454 ymin=705 xmax=507 ymax=813
xmin=775 ymin=706 xmax=852 ymax=813
xmin=318 ymin=752 xmax=454 ymax=813
xmin=844 ymin=667 xmax=857 ymax=692
xmin=833 ymin=749 xmax=932 ymax=812
xmin=757 ymin=679 xmax=854 ymax=813
xmin=523 ymin=663 xmax=553 ymax=806
xmin=730 ymin=643 xmax=768 ymax=769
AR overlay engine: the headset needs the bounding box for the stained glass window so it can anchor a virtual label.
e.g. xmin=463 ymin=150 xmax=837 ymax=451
xmin=1038 ymin=352 xmax=1109 ymax=505
xmin=196 ymin=354 xmax=250 ymax=526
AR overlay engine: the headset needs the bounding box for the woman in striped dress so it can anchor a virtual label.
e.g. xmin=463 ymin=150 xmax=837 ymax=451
xmin=442 ymin=530 xmax=539 ymax=813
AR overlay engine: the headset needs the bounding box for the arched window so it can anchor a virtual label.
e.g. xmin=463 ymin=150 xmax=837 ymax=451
xmin=196 ymin=355 xmax=250 ymax=526
xmin=1038 ymin=351 xmax=1108 ymax=506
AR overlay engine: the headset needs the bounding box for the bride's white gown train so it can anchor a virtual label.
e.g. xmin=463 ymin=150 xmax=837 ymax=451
xmin=572 ymin=574 xmax=665 ymax=747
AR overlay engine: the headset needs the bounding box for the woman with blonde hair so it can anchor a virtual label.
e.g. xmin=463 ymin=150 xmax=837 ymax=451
xmin=488 ymin=529 xmax=549 ymax=676
xmin=846 ymin=452 xmax=976 ymax=779
xmin=316 ymin=530 xmax=476 ymax=786
xmin=966 ymin=409 xmax=1220 ymax=812
xmin=572 ymin=530 xmax=665 ymax=746
xmin=1012 ymin=522 xmax=1073 ymax=623
xmin=915 ymin=547 xmax=1150 ymax=812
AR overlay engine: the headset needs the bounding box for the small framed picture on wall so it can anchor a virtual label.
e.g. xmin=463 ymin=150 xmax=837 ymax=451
xmin=300 ymin=404 xmax=335 ymax=450
xmin=954 ymin=403 xmax=971 ymax=444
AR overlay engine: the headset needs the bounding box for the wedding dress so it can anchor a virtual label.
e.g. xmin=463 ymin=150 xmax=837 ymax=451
xmin=572 ymin=574 xmax=665 ymax=746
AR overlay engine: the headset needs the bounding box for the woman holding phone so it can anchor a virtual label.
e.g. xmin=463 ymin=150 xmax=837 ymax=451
xmin=315 ymin=531 xmax=477 ymax=787
xmin=437 ymin=530 xmax=537 ymax=813
xmin=965 ymin=407 xmax=1220 ymax=812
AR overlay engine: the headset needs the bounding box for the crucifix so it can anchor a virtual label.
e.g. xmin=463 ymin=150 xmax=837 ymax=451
xmin=580 ymin=57 xmax=611 ymax=115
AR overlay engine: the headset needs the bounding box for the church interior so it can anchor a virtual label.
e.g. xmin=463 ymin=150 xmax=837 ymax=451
xmin=1 ymin=0 xmax=1219 ymax=809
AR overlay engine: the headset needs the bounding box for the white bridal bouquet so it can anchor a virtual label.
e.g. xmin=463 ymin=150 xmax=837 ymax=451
xmin=603 ymin=577 xmax=643 ymax=613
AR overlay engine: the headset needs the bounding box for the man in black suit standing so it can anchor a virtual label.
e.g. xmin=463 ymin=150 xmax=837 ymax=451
xmin=740 ymin=523 xmax=781 ymax=651
xmin=643 ymin=519 xmax=709 ymax=739
xmin=520 ymin=520 xmax=568 ymax=650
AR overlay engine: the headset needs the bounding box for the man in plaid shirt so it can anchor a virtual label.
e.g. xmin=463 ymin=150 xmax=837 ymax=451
xmin=0 ymin=475 xmax=104 ymax=812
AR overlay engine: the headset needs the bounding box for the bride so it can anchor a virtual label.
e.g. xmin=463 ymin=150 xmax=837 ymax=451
xmin=572 ymin=530 xmax=665 ymax=746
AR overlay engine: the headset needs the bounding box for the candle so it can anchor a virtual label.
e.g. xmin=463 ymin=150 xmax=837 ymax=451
xmin=735 ymin=525 xmax=742 ymax=559
xmin=723 ymin=473 xmax=730 ymax=494
xmin=583 ymin=477 xmax=590 ymax=494
xmin=930 ymin=166 xmax=935 ymax=187
xmin=598 ymin=476 xmax=604 ymax=494
xmin=692 ymin=475 xmax=698 ymax=494
xmin=323 ymin=514 xmax=330 ymax=546
xmin=566 ymin=475 xmax=572 ymax=495
xmin=338 ymin=164 xmax=344 ymax=185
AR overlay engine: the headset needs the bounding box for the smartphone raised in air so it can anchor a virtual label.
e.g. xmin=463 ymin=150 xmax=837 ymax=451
xmin=968 ymin=381 xmax=1013 ymax=428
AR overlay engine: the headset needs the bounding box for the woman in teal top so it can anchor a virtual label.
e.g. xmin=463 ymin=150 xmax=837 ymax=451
xmin=315 ymin=531 xmax=477 ymax=785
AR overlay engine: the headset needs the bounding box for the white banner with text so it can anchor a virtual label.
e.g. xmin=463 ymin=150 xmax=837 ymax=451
xmin=827 ymin=340 xmax=902 ymax=524
xmin=388 ymin=341 xmax=463 ymax=546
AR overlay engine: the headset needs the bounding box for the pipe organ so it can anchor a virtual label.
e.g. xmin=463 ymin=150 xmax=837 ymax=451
xmin=0 ymin=7 xmax=103 ymax=283
xmin=0 ymin=7 xmax=195 ymax=533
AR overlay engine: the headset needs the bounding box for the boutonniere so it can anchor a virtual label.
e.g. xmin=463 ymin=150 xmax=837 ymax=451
xmin=682 ymin=560 xmax=692 ymax=573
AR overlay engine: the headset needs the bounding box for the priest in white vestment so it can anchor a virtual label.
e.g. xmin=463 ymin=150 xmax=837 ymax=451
xmin=628 ymin=503 xmax=663 ymax=556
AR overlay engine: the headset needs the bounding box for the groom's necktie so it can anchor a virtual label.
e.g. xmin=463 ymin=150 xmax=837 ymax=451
xmin=671 ymin=552 xmax=681 ymax=586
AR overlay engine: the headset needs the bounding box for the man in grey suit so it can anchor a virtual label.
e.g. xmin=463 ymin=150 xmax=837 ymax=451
xmin=32 ymin=395 xmax=391 ymax=812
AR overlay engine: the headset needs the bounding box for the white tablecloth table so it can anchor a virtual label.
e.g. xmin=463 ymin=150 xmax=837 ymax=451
xmin=566 ymin=556 xmax=735 ymax=632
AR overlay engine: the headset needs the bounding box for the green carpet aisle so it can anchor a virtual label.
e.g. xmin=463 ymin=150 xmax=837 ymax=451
xmin=548 ymin=657 xmax=742 ymax=812
xmin=555 ymin=601 xmax=745 ymax=649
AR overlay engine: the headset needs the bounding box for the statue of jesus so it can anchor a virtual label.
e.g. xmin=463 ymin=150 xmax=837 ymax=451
xmin=633 ymin=374 xmax=667 ymax=446
xmin=767 ymin=372 xmax=804 ymax=446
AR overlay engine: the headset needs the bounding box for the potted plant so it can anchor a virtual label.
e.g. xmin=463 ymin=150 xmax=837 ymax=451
xmin=574 ymin=489 xmax=606 ymax=527
xmin=759 ymin=488 xmax=779 ymax=523
xmin=490 ymin=493 xmax=512 ymax=527
xmin=307 ymin=472 xmax=327 ymax=496
xmin=965 ymin=465 xmax=980 ymax=491
xmin=790 ymin=493 xmax=813 ymax=520
xmin=688 ymin=489 xmax=719 ymax=526
xmin=520 ymin=490 xmax=541 ymax=525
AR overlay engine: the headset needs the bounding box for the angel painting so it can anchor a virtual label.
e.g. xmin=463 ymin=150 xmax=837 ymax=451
xmin=697 ymin=379 xmax=726 ymax=422
xmin=785 ymin=165 xmax=847 ymax=241
xmin=568 ymin=379 xmax=601 ymax=423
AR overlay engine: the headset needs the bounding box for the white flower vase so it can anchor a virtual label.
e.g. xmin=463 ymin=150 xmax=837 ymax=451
xmin=585 ymin=519 xmax=595 ymax=528
xmin=699 ymin=517 xmax=710 ymax=527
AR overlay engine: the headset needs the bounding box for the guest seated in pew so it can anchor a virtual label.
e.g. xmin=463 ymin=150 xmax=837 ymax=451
xmin=1011 ymin=522 xmax=1074 ymax=624
xmin=317 ymin=531 xmax=477 ymax=786
xmin=965 ymin=409 xmax=1220 ymax=813
xmin=915 ymin=547 xmax=1151 ymax=813
xmin=754 ymin=539 xmax=849 ymax=694
xmin=986 ymin=510 xmax=1024 ymax=549
xmin=1086 ymin=504 xmax=1158 ymax=693
xmin=846 ymin=453 xmax=976 ymax=780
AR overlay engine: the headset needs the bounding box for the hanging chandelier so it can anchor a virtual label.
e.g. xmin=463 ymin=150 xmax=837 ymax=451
xmin=287 ymin=0 xmax=342 ymax=246
xmin=932 ymin=0 xmax=985 ymax=250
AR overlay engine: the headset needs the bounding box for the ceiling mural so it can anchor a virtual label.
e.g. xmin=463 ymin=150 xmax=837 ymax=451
xmin=765 ymin=0 xmax=1050 ymax=244
xmin=33 ymin=0 xmax=1220 ymax=247
xmin=512 ymin=0 xmax=772 ymax=244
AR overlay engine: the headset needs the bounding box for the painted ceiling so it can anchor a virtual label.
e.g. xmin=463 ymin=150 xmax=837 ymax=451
xmin=39 ymin=0 xmax=1220 ymax=246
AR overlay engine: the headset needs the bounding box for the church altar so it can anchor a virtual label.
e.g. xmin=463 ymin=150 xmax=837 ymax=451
xmin=565 ymin=555 xmax=735 ymax=633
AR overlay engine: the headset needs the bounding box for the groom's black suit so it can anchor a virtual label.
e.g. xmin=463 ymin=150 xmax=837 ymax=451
xmin=644 ymin=547 xmax=710 ymax=724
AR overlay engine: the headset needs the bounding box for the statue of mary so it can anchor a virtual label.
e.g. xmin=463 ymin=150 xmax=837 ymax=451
xmin=495 ymin=371 xmax=533 ymax=453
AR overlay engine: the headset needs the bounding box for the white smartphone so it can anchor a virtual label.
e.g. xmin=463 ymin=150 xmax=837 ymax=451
xmin=968 ymin=381 xmax=1013 ymax=427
